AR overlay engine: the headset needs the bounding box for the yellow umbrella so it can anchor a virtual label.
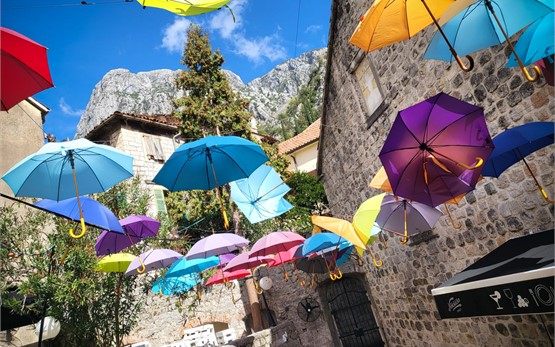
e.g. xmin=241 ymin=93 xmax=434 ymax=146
xmin=311 ymin=216 xmax=366 ymax=251
xmin=352 ymin=193 xmax=386 ymax=266
xmin=97 ymin=253 xmax=136 ymax=273
xmin=137 ymin=0 xmax=231 ymax=17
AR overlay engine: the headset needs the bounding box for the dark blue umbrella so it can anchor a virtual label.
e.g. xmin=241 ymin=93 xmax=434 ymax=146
xmin=482 ymin=122 xmax=554 ymax=203
xmin=153 ymin=136 xmax=268 ymax=228
xmin=34 ymin=196 xmax=124 ymax=235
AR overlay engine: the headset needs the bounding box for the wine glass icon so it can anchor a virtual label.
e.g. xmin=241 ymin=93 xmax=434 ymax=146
xmin=490 ymin=291 xmax=503 ymax=310
xmin=504 ymin=289 xmax=517 ymax=308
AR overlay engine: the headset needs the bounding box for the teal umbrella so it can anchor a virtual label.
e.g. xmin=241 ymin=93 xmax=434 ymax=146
xmin=229 ymin=165 xmax=293 ymax=224
xmin=424 ymin=0 xmax=552 ymax=81
xmin=507 ymin=12 xmax=554 ymax=68
xmin=165 ymin=256 xmax=220 ymax=278
xmin=152 ymin=274 xmax=200 ymax=296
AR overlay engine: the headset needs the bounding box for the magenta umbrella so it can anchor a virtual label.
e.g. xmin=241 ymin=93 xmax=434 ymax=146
xmin=185 ymin=233 xmax=249 ymax=260
xmin=125 ymin=249 xmax=182 ymax=276
xmin=249 ymin=231 xmax=305 ymax=257
xmin=379 ymin=92 xmax=494 ymax=207
xmin=95 ymin=215 xmax=161 ymax=256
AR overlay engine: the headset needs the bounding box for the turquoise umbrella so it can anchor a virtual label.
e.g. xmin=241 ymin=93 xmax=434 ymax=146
xmin=165 ymin=256 xmax=220 ymax=278
xmin=152 ymin=274 xmax=200 ymax=296
xmin=424 ymin=0 xmax=552 ymax=81
xmin=229 ymin=165 xmax=293 ymax=224
xmin=2 ymin=139 xmax=133 ymax=238
xmin=507 ymin=12 xmax=554 ymax=68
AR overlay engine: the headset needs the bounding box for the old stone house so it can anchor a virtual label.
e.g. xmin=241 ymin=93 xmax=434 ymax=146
xmin=278 ymin=118 xmax=321 ymax=174
xmin=313 ymin=1 xmax=554 ymax=346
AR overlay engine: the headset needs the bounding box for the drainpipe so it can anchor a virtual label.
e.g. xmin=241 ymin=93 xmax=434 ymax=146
xmin=172 ymin=132 xmax=182 ymax=150
xmin=290 ymin=154 xmax=299 ymax=171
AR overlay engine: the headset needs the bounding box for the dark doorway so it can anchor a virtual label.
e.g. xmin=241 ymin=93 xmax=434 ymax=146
xmin=326 ymin=277 xmax=384 ymax=347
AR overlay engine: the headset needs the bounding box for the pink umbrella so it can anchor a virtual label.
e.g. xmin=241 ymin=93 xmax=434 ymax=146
xmin=249 ymin=231 xmax=305 ymax=257
xmin=186 ymin=233 xmax=249 ymax=260
xmin=125 ymin=249 xmax=182 ymax=276
xmin=222 ymin=251 xmax=273 ymax=273
xmin=95 ymin=215 xmax=161 ymax=256
xmin=205 ymin=268 xmax=251 ymax=286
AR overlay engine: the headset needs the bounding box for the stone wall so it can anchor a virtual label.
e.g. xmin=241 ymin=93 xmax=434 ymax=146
xmin=318 ymin=1 xmax=554 ymax=346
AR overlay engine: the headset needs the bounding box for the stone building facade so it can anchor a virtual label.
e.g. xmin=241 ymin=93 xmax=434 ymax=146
xmin=315 ymin=1 xmax=554 ymax=346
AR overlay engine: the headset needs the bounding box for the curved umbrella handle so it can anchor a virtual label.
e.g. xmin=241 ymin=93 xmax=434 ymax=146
xmin=329 ymin=272 xmax=337 ymax=281
xmin=254 ymin=280 xmax=264 ymax=294
xmin=283 ymin=269 xmax=289 ymax=282
xmin=521 ymin=65 xmax=541 ymax=82
xmin=334 ymin=268 xmax=343 ymax=280
xmin=136 ymin=257 xmax=146 ymax=274
xmin=69 ymin=218 xmax=87 ymax=239
xmin=454 ymin=54 xmax=474 ymax=72
xmin=309 ymin=275 xmax=316 ymax=288
xmin=372 ymin=256 xmax=383 ymax=267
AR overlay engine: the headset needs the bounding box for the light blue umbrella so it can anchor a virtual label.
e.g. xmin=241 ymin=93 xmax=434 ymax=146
xmin=302 ymin=232 xmax=353 ymax=256
xmin=424 ymin=0 xmax=552 ymax=80
xmin=165 ymin=256 xmax=220 ymax=278
xmin=230 ymin=165 xmax=293 ymax=224
xmin=153 ymin=135 xmax=268 ymax=228
xmin=152 ymin=274 xmax=200 ymax=296
xmin=507 ymin=12 xmax=554 ymax=68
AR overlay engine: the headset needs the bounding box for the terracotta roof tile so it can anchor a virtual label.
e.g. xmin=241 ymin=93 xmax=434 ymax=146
xmin=85 ymin=111 xmax=180 ymax=138
xmin=278 ymin=118 xmax=321 ymax=154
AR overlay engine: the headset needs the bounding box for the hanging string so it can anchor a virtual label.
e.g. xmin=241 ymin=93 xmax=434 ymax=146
xmin=294 ymin=0 xmax=302 ymax=57
xmin=4 ymin=0 xmax=133 ymax=10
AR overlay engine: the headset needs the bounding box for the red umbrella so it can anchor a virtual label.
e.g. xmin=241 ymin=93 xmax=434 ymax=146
xmin=1 ymin=27 xmax=54 ymax=111
xmin=205 ymin=268 xmax=251 ymax=286
xmin=249 ymin=231 xmax=305 ymax=257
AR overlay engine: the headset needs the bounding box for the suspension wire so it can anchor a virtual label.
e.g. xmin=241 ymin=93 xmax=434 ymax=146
xmin=294 ymin=0 xmax=302 ymax=57
xmin=4 ymin=0 xmax=133 ymax=10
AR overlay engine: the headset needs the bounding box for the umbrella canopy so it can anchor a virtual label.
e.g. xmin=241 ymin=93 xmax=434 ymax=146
xmin=349 ymin=0 xmax=454 ymax=52
xmin=369 ymin=166 xmax=393 ymax=192
xmin=97 ymin=253 xmax=136 ymax=273
xmin=507 ymin=12 xmax=554 ymax=68
xmin=186 ymin=233 xmax=249 ymax=260
xmin=217 ymin=253 xmax=237 ymax=268
xmin=295 ymin=245 xmax=352 ymax=274
xmin=249 ymin=231 xmax=305 ymax=258
xmin=269 ymin=244 xmax=303 ymax=268
xmin=95 ymin=215 xmax=161 ymax=256
xmin=165 ymin=256 xmax=220 ymax=278
xmin=311 ymin=216 xmax=366 ymax=250
xmin=153 ymin=136 xmax=268 ymax=191
xmin=302 ymin=232 xmax=352 ymax=256
xmin=424 ymin=0 xmax=552 ymax=81
xmin=137 ymin=0 xmax=230 ymax=16
xmin=34 ymin=196 xmax=124 ymax=233
xmin=375 ymin=194 xmax=443 ymax=242
xmin=230 ymin=165 xmax=293 ymax=224
xmin=352 ymin=193 xmax=386 ymax=247
xmin=2 ymin=139 xmax=133 ymax=237
xmin=2 ymin=139 xmax=133 ymax=201
xmin=205 ymin=268 xmax=251 ymax=286
xmin=379 ymin=92 xmax=494 ymax=207
xmin=0 ymin=27 xmax=54 ymax=111
xmin=222 ymin=251 xmax=273 ymax=273
xmin=125 ymin=249 xmax=182 ymax=276
xmin=482 ymin=122 xmax=554 ymax=203
xmin=152 ymin=274 xmax=200 ymax=296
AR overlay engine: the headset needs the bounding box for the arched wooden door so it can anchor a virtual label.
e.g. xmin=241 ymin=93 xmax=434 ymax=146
xmin=326 ymin=277 xmax=384 ymax=347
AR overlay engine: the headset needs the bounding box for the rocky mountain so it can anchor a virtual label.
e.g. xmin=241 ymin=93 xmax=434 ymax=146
xmin=75 ymin=48 xmax=327 ymax=138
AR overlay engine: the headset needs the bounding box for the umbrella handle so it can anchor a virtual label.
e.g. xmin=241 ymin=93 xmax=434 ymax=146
xmin=372 ymin=256 xmax=383 ymax=267
xmin=254 ymin=280 xmax=264 ymax=294
xmin=283 ymin=269 xmax=289 ymax=282
xmin=136 ymin=257 xmax=146 ymax=274
xmin=454 ymin=55 xmax=474 ymax=72
xmin=334 ymin=268 xmax=343 ymax=280
xmin=69 ymin=218 xmax=87 ymax=239
xmin=444 ymin=204 xmax=462 ymax=229
xmin=231 ymin=290 xmax=237 ymax=304
xmin=309 ymin=275 xmax=316 ymax=288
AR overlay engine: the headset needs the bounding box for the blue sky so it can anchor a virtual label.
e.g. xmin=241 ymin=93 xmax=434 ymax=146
xmin=2 ymin=0 xmax=331 ymax=141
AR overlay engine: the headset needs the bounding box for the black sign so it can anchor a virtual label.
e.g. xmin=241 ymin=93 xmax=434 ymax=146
xmin=434 ymin=276 xmax=554 ymax=319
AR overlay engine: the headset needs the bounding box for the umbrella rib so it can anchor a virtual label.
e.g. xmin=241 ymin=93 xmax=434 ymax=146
xmin=427 ymin=108 xmax=486 ymax=145
xmin=2 ymin=51 xmax=54 ymax=87
xmin=74 ymin=148 xmax=133 ymax=189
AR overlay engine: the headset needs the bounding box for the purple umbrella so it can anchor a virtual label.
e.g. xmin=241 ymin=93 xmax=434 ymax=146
xmin=379 ymin=92 xmax=494 ymax=207
xmin=95 ymin=215 xmax=161 ymax=256
xmin=375 ymin=194 xmax=443 ymax=243
xmin=185 ymin=233 xmax=249 ymax=260
xmin=217 ymin=253 xmax=237 ymax=269
xmin=125 ymin=249 xmax=182 ymax=276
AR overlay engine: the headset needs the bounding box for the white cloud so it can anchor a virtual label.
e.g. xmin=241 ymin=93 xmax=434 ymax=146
xmin=59 ymin=98 xmax=84 ymax=117
xmin=233 ymin=34 xmax=287 ymax=64
xmin=161 ymin=18 xmax=192 ymax=53
xmin=208 ymin=0 xmax=247 ymax=38
xmin=305 ymin=24 xmax=322 ymax=34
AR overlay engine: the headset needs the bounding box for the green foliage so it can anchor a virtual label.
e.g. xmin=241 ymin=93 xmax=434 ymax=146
xmin=0 ymin=178 xmax=184 ymax=346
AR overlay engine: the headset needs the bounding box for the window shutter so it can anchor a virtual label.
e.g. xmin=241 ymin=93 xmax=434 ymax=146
xmin=153 ymin=189 xmax=167 ymax=215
